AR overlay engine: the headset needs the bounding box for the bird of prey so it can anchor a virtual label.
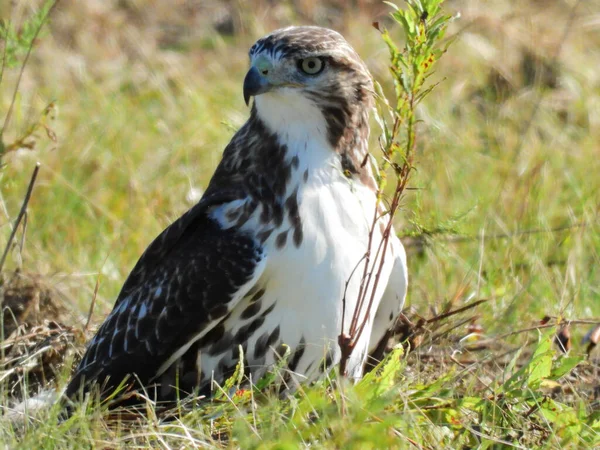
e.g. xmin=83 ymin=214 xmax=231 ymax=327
xmin=65 ymin=26 xmax=408 ymax=404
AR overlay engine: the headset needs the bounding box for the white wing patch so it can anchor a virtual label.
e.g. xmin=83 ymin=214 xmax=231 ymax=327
xmin=138 ymin=303 xmax=148 ymax=319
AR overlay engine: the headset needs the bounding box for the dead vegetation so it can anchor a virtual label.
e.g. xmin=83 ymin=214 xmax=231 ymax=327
xmin=0 ymin=270 xmax=85 ymax=399
xmin=1 ymin=270 xmax=68 ymax=336
xmin=393 ymin=305 xmax=600 ymax=409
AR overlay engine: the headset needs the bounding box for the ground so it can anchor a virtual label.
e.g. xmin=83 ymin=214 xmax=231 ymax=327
xmin=0 ymin=0 xmax=599 ymax=448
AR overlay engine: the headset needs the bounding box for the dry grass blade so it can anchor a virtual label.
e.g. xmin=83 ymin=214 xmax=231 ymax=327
xmin=84 ymin=273 xmax=101 ymax=333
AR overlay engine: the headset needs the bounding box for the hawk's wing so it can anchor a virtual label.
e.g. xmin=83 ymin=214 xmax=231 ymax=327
xmin=65 ymin=191 xmax=266 ymax=399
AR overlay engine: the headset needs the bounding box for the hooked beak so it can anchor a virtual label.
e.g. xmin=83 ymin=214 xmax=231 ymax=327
xmin=243 ymin=66 xmax=272 ymax=106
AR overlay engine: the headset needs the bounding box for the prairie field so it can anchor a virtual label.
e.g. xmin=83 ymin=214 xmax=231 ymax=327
xmin=0 ymin=0 xmax=599 ymax=448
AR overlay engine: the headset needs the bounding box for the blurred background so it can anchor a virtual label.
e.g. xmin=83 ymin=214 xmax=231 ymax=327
xmin=0 ymin=0 xmax=598 ymax=345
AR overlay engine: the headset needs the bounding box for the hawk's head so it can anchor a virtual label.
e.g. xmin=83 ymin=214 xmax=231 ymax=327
xmin=243 ymin=26 xmax=373 ymax=150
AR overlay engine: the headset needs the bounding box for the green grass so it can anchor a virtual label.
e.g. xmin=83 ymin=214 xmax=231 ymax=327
xmin=0 ymin=0 xmax=599 ymax=448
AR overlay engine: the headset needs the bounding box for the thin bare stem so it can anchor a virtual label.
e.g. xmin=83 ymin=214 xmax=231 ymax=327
xmin=340 ymin=253 xmax=368 ymax=337
xmin=85 ymin=274 xmax=102 ymax=333
xmin=350 ymin=200 xmax=380 ymax=333
xmin=352 ymin=202 xmax=397 ymax=341
xmin=0 ymin=162 xmax=40 ymax=273
xmin=426 ymin=299 xmax=487 ymax=323
xmin=403 ymin=221 xmax=590 ymax=248
xmin=16 ymin=209 xmax=26 ymax=267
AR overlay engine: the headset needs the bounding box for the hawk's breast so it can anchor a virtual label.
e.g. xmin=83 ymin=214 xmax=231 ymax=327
xmin=212 ymin=137 xmax=394 ymax=382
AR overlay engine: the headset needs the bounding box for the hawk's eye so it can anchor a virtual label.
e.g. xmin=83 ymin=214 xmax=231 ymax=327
xmin=298 ymin=57 xmax=324 ymax=75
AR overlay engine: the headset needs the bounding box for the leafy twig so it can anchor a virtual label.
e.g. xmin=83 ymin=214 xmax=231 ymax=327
xmin=338 ymin=0 xmax=454 ymax=376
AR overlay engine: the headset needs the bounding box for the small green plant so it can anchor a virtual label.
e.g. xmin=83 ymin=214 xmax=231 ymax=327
xmin=0 ymin=1 xmax=53 ymax=71
xmin=443 ymin=331 xmax=595 ymax=447
xmin=0 ymin=0 xmax=57 ymax=161
xmin=339 ymin=0 xmax=454 ymax=376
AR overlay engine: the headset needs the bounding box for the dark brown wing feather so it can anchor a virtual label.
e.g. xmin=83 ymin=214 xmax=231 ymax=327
xmin=65 ymin=192 xmax=265 ymax=400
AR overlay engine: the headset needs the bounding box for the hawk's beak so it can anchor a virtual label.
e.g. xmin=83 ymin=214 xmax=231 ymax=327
xmin=243 ymin=66 xmax=272 ymax=106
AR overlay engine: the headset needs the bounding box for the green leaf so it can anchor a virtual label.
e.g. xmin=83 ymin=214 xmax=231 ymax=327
xmin=525 ymin=330 xmax=554 ymax=388
xmin=254 ymin=344 xmax=291 ymax=390
xmin=411 ymin=367 xmax=456 ymax=398
xmin=215 ymin=344 xmax=245 ymax=400
xmin=357 ymin=346 xmax=404 ymax=398
xmin=550 ymin=354 xmax=584 ymax=379
xmin=526 ymin=352 xmax=553 ymax=389
xmin=378 ymin=346 xmax=404 ymax=387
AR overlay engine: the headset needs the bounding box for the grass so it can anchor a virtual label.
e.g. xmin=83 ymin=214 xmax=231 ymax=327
xmin=0 ymin=0 xmax=599 ymax=448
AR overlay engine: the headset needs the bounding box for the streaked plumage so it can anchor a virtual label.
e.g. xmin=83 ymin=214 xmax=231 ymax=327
xmin=65 ymin=26 xmax=408 ymax=404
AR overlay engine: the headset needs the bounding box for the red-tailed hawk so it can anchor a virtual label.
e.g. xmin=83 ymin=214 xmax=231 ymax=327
xmin=65 ymin=26 xmax=408 ymax=404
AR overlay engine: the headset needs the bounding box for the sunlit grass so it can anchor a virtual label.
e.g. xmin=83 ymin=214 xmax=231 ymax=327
xmin=0 ymin=0 xmax=599 ymax=447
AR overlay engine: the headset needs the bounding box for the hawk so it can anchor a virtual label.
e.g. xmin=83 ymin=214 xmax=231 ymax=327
xmin=65 ymin=26 xmax=408 ymax=404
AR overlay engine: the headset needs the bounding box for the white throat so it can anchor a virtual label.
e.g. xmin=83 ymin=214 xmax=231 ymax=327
xmin=254 ymin=89 xmax=330 ymax=147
